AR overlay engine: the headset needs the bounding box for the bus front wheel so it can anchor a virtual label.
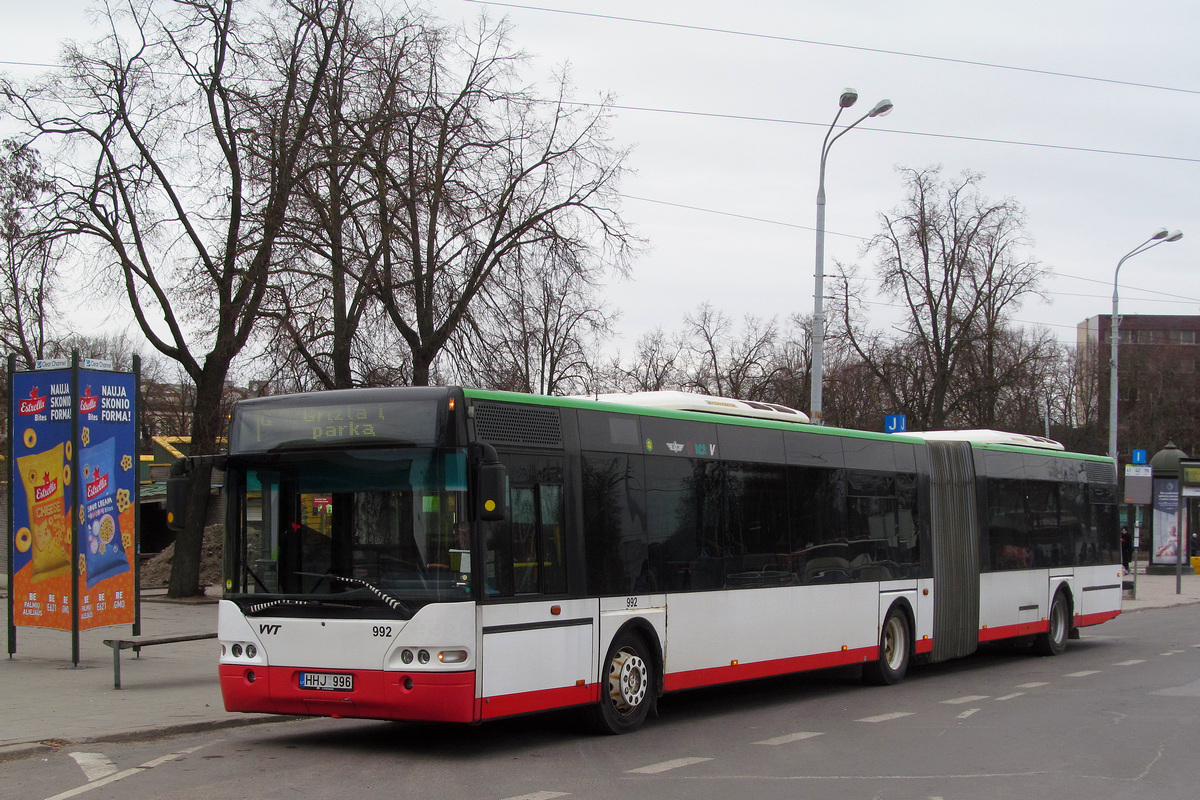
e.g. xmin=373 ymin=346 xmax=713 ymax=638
xmin=863 ymin=607 xmax=910 ymax=686
xmin=586 ymin=631 xmax=655 ymax=734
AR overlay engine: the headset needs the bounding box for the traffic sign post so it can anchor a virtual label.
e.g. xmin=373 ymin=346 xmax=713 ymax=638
xmin=1124 ymin=464 xmax=1153 ymax=599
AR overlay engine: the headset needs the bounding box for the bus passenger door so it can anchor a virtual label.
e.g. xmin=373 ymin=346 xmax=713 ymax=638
xmin=478 ymin=455 xmax=597 ymax=719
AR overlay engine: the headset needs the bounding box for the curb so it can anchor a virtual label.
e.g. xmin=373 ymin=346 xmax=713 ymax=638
xmin=0 ymin=714 xmax=302 ymax=763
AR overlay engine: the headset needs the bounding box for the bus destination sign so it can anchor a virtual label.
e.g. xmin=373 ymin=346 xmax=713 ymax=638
xmin=230 ymin=398 xmax=439 ymax=453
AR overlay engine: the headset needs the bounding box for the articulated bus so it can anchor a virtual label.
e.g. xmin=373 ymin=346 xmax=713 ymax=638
xmin=174 ymin=387 xmax=1123 ymax=734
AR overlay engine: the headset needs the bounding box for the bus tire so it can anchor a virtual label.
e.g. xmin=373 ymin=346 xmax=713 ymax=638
xmin=863 ymin=606 xmax=910 ymax=686
xmin=1034 ymin=589 xmax=1070 ymax=657
xmin=585 ymin=630 xmax=655 ymax=734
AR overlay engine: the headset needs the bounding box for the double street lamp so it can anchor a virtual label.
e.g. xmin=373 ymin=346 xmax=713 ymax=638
xmin=1109 ymin=228 xmax=1184 ymax=461
xmin=811 ymin=89 xmax=892 ymax=425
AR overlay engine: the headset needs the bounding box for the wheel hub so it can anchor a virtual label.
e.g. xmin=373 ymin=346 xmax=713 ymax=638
xmin=608 ymin=649 xmax=648 ymax=713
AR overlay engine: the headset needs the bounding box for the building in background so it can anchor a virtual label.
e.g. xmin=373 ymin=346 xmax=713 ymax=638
xmin=1077 ymin=314 xmax=1200 ymax=462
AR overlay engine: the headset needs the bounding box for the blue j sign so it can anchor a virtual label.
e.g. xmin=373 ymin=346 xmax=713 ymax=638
xmin=885 ymin=414 xmax=907 ymax=434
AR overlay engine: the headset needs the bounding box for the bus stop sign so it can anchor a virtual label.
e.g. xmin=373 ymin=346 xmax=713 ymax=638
xmin=1124 ymin=465 xmax=1152 ymax=505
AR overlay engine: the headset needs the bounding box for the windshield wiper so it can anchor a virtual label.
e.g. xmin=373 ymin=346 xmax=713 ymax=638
xmin=296 ymin=571 xmax=413 ymax=617
xmin=245 ymin=598 xmax=359 ymax=615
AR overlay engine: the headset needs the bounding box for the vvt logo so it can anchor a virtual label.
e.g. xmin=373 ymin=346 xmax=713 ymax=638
xmin=258 ymin=624 xmax=282 ymax=635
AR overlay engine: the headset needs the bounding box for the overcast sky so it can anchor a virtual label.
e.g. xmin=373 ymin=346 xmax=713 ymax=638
xmin=5 ymin=0 xmax=1198 ymax=354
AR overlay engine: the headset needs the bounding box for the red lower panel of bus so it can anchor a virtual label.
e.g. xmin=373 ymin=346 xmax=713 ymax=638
xmin=976 ymin=609 xmax=1121 ymax=643
xmin=220 ymin=665 xmax=476 ymax=722
xmin=978 ymin=621 xmax=1047 ymax=642
xmin=1077 ymin=609 xmax=1121 ymax=627
xmin=664 ymin=645 xmax=878 ymax=692
xmin=478 ymin=683 xmax=600 ymax=720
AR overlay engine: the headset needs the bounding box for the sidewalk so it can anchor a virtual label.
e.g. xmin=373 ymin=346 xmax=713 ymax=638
xmin=0 ymin=587 xmax=280 ymax=763
xmin=2 ymin=571 xmax=1199 ymax=762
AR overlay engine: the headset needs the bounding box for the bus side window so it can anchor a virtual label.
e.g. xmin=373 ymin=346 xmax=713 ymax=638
xmin=540 ymin=485 xmax=566 ymax=594
xmin=511 ymin=487 xmax=540 ymax=593
xmin=486 ymin=479 xmax=566 ymax=597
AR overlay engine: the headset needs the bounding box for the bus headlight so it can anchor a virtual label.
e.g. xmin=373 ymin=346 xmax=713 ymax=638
xmin=438 ymin=649 xmax=468 ymax=664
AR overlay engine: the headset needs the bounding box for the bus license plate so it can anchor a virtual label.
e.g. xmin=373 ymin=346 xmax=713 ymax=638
xmin=299 ymin=671 xmax=354 ymax=691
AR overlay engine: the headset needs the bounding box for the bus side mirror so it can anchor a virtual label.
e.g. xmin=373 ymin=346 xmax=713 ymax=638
xmin=477 ymin=461 xmax=508 ymax=521
xmin=166 ymin=458 xmax=189 ymax=532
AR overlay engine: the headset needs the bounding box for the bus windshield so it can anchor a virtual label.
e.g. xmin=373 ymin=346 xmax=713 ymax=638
xmin=227 ymin=448 xmax=471 ymax=617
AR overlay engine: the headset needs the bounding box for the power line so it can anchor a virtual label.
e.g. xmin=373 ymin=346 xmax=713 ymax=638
xmin=466 ymin=1 xmax=1200 ymax=96
xmin=581 ymin=101 xmax=1200 ymax=165
xmin=623 ymin=193 xmax=1198 ymax=312
xmin=622 ymin=194 xmax=868 ymax=239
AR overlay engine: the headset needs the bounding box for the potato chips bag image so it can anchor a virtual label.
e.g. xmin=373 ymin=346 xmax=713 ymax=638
xmin=17 ymin=444 xmax=71 ymax=583
xmin=80 ymin=436 xmax=129 ymax=588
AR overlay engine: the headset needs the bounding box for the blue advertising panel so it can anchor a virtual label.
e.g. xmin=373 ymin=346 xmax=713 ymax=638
xmin=75 ymin=369 xmax=137 ymax=629
xmin=10 ymin=369 xmax=75 ymax=631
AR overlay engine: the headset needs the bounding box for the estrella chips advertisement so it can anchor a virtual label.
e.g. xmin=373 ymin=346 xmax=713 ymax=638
xmin=9 ymin=367 xmax=137 ymax=632
xmin=11 ymin=369 xmax=75 ymax=631
xmin=75 ymin=370 xmax=137 ymax=630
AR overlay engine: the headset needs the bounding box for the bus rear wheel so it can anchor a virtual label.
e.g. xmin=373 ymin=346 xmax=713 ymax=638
xmin=1034 ymin=590 xmax=1070 ymax=656
xmin=586 ymin=631 xmax=655 ymax=734
xmin=863 ymin=607 xmax=910 ymax=686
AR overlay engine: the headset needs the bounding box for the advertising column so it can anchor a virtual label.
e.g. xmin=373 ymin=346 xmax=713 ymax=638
xmin=8 ymin=355 xmax=139 ymax=660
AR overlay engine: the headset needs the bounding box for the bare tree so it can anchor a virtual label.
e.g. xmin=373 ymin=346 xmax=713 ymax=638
xmin=452 ymin=246 xmax=616 ymax=394
xmin=3 ymin=0 xmax=351 ymax=596
xmin=834 ymin=166 xmax=1048 ymax=430
xmin=0 ymin=140 xmax=64 ymax=369
xmin=257 ymin=8 xmax=426 ymax=388
xmin=601 ymin=327 xmax=685 ymax=393
xmin=1051 ymin=342 xmax=1102 ymax=453
xmin=756 ymin=313 xmax=814 ymax=411
xmin=678 ymin=303 xmax=779 ymax=400
xmin=367 ymin=18 xmax=636 ymax=386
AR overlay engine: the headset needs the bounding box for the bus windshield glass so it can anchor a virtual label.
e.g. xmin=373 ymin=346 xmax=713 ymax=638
xmin=228 ymin=448 xmax=471 ymax=617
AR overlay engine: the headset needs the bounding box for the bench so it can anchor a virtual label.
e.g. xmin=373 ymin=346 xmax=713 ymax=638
xmin=102 ymin=632 xmax=218 ymax=689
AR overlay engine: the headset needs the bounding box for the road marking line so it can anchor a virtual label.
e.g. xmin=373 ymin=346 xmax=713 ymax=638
xmin=626 ymin=757 xmax=712 ymax=774
xmin=856 ymin=712 xmax=914 ymax=723
xmin=1017 ymin=682 xmax=1048 ymax=688
xmin=995 ymin=692 xmax=1024 ymax=701
xmin=754 ymin=731 xmax=824 ymax=745
xmin=1066 ymin=670 xmax=1100 ymax=677
xmin=43 ymin=744 xmax=213 ymax=800
xmin=68 ymin=753 xmax=117 ymax=783
xmin=1114 ymin=659 xmax=1146 ymax=666
xmin=941 ymin=695 xmax=989 ymax=705
xmin=501 ymin=793 xmax=570 ymax=800
xmin=957 ymin=708 xmax=980 ymax=719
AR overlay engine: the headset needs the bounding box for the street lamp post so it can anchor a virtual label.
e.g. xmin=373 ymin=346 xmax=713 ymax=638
xmin=811 ymin=89 xmax=892 ymax=425
xmin=1108 ymin=229 xmax=1184 ymax=461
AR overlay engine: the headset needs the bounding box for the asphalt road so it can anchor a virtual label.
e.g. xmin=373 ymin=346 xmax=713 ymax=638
xmin=8 ymin=604 xmax=1200 ymax=800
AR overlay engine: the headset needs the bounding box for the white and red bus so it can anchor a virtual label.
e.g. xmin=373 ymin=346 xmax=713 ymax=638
xmin=170 ymin=387 xmax=1122 ymax=734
